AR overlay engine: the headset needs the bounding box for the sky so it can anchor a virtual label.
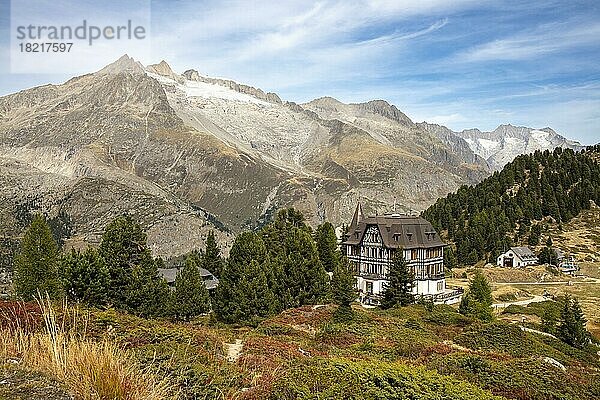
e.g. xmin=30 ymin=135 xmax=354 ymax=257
xmin=0 ymin=0 xmax=599 ymax=144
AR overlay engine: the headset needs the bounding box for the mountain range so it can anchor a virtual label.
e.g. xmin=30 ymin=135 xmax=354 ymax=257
xmin=0 ymin=55 xmax=583 ymax=257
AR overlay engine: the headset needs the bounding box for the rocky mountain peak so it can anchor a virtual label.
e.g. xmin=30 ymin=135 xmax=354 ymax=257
xmin=305 ymin=96 xmax=344 ymax=111
xmin=355 ymin=100 xmax=413 ymax=126
xmin=146 ymin=60 xmax=183 ymax=83
xmin=96 ymin=54 xmax=145 ymax=75
xmin=452 ymin=124 xmax=584 ymax=170
xmin=182 ymin=69 xmax=201 ymax=81
xmin=147 ymin=60 xmax=174 ymax=77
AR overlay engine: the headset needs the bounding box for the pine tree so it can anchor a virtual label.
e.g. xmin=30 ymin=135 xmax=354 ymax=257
xmin=470 ymin=270 xmax=493 ymax=306
xmin=59 ymin=248 xmax=109 ymax=306
xmin=261 ymin=209 xmax=328 ymax=309
xmin=459 ymin=270 xmax=493 ymax=321
xmin=14 ymin=215 xmax=62 ymax=300
xmin=281 ymin=228 xmax=329 ymax=308
xmin=558 ymin=296 xmax=590 ymax=348
xmin=444 ymin=246 xmax=458 ymax=270
xmin=98 ymin=215 xmax=169 ymax=316
xmin=541 ymin=302 xmax=560 ymax=335
xmin=203 ymin=230 xmax=224 ymax=278
xmin=380 ymin=251 xmax=414 ymax=309
xmin=538 ymin=246 xmax=558 ymax=266
xmin=315 ymin=222 xmax=340 ymax=272
xmin=99 ymin=215 xmax=149 ymax=308
xmin=126 ymin=256 xmax=171 ymax=317
xmin=172 ymin=255 xmax=211 ymax=321
xmin=214 ymin=232 xmax=275 ymax=324
xmin=331 ymin=257 xmax=356 ymax=321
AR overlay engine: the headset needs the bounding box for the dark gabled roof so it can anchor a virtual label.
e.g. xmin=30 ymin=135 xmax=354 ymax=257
xmin=158 ymin=267 xmax=219 ymax=289
xmin=343 ymin=213 xmax=445 ymax=249
xmin=158 ymin=267 xmax=179 ymax=283
xmin=511 ymin=246 xmax=537 ymax=260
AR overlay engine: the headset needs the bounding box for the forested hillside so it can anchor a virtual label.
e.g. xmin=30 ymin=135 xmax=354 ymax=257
xmin=423 ymin=145 xmax=600 ymax=264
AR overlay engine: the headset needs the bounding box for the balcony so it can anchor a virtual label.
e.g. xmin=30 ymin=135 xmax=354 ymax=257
xmin=418 ymin=287 xmax=464 ymax=304
xmin=355 ymin=271 xmax=447 ymax=281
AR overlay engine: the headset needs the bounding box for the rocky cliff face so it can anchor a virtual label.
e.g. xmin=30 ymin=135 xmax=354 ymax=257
xmin=4 ymin=55 xmax=577 ymax=261
xmin=0 ymin=55 xmax=233 ymax=259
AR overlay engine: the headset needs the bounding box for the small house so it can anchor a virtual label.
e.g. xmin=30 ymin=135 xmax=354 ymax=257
xmin=158 ymin=267 xmax=219 ymax=290
xmin=497 ymin=246 xmax=538 ymax=268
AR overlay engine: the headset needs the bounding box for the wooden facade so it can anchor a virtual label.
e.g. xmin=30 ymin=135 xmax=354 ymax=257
xmin=342 ymin=204 xmax=462 ymax=305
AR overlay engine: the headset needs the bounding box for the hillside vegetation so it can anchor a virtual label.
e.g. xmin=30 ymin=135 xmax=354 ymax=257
xmin=1 ymin=300 xmax=599 ymax=400
xmin=423 ymin=146 xmax=600 ymax=264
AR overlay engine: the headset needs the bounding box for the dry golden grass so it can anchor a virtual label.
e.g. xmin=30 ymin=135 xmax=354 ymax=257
xmin=0 ymin=298 xmax=171 ymax=400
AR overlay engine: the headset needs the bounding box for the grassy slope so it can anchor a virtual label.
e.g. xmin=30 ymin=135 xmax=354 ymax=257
xmin=4 ymin=302 xmax=598 ymax=400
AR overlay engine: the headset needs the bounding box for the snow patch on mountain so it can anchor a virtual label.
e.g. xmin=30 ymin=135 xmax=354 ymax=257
xmin=455 ymin=125 xmax=584 ymax=170
xmin=147 ymin=72 xmax=272 ymax=106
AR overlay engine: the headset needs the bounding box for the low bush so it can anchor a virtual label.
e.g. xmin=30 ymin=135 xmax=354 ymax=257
xmin=270 ymin=358 xmax=503 ymax=399
xmin=425 ymin=304 xmax=472 ymax=327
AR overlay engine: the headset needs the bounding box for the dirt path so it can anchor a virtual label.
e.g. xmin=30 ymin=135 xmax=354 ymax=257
xmin=492 ymin=295 xmax=547 ymax=309
xmin=494 ymin=278 xmax=600 ymax=286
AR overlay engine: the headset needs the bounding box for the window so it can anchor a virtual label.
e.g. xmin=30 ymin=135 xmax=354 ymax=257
xmin=437 ymin=281 xmax=444 ymax=291
xmin=366 ymin=282 xmax=373 ymax=294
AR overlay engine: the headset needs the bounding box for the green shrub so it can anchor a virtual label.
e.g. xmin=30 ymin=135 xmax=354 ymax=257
xmin=432 ymin=353 xmax=598 ymax=400
xmin=425 ymin=305 xmax=472 ymax=326
xmin=270 ymin=358 xmax=503 ymax=399
xmin=256 ymin=323 xmax=294 ymax=336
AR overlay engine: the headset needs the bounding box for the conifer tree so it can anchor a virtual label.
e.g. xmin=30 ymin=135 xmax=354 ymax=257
xmin=541 ymin=302 xmax=560 ymax=335
xmin=315 ymin=222 xmax=340 ymax=272
xmin=281 ymin=228 xmax=329 ymax=308
xmin=99 ymin=215 xmax=169 ymax=316
xmin=59 ymin=248 xmax=109 ymax=306
xmin=214 ymin=232 xmax=275 ymax=324
xmin=203 ymin=230 xmax=224 ymax=278
xmin=444 ymin=246 xmax=458 ymax=270
xmin=126 ymin=256 xmax=171 ymax=317
xmin=14 ymin=214 xmax=62 ymax=300
xmin=172 ymin=255 xmax=210 ymax=321
xmin=380 ymin=251 xmax=414 ymax=309
xmin=261 ymin=209 xmax=328 ymax=309
xmin=558 ymin=296 xmax=590 ymax=348
xmin=459 ymin=270 xmax=493 ymax=321
xmin=331 ymin=257 xmax=356 ymax=321
xmin=99 ymin=215 xmax=149 ymax=308
xmin=538 ymin=246 xmax=558 ymax=266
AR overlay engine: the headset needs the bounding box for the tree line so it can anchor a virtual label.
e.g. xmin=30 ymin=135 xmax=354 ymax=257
xmin=423 ymin=147 xmax=600 ymax=265
xmin=12 ymin=209 xmax=357 ymax=324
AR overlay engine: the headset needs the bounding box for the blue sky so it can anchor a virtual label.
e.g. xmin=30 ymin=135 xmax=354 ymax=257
xmin=1 ymin=0 xmax=599 ymax=144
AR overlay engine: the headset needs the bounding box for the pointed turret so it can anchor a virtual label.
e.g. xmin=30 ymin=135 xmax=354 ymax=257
xmin=350 ymin=202 xmax=364 ymax=230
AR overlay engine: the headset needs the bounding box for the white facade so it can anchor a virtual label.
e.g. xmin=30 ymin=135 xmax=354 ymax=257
xmin=496 ymin=247 xmax=538 ymax=268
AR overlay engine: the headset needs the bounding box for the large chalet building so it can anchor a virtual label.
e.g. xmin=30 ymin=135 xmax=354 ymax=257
xmin=342 ymin=204 xmax=462 ymax=305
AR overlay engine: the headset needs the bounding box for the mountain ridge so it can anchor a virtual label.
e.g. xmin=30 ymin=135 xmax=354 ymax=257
xmin=0 ymin=55 xmax=586 ymax=259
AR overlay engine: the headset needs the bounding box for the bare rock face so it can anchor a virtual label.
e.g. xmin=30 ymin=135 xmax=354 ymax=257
xmin=147 ymin=60 xmax=183 ymax=83
xmin=97 ymin=54 xmax=145 ymax=75
xmin=4 ymin=55 xmax=578 ymax=261
xmin=0 ymin=57 xmax=233 ymax=258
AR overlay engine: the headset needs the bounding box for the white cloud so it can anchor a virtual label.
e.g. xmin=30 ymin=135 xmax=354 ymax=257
xmin=461 ymin=19 xmax=600 ymax=62
xmin=423 ymin=113 xmax=469 ymax=126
